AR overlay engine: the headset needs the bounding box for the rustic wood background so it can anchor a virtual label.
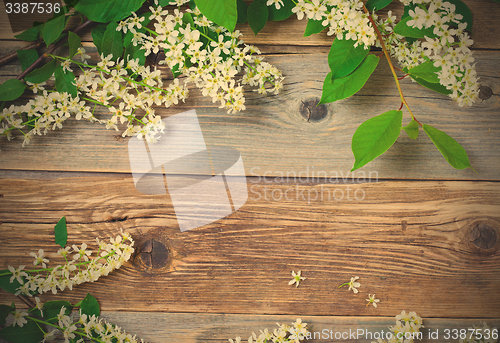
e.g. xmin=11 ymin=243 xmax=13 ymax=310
xmin=0 ymin=0 xmax=499 ymax=342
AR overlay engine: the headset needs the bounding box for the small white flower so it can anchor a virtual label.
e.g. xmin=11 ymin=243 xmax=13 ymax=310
xmin=366 ymin=294 xmax=380 ymax=307
xmin=339 ymin=276 xmax=360 ymax=293
xmin=12 ymin=309 xmax=28 ymax=327
xmin=288 ymin=270 xmax=305 ymax=287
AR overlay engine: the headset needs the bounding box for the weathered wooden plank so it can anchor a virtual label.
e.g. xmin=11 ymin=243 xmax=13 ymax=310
xmin=0 ymin=312 xmax=496 ymax=343
xmin=0 ymin=0 xmax=499 ymax=49
xmin=0 ymin=51 xmax=499 ymax=180
xmin=0 ymin=177 xmax=498 ymax=317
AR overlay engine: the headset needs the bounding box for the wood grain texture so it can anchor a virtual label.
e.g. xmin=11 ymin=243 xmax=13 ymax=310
xmin=0 ymin=0 xmax=499 ymax=49
xmin=0 ymin=50 xmax=499 ymax=179
xmin=0 ymin=177 xmax=498 ymax=317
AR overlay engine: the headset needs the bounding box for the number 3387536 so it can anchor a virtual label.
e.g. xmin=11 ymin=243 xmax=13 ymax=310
xmin=5 ymin=2 xmax=60 ymax=14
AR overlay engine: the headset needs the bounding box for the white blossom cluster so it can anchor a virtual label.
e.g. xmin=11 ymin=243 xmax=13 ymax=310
xmin=117 ymin=1 xmax=284 ymax=114
xmin=9 ymin=304 xmax=147 ymax=343
xmin=378 ymin=0 xmax=479 ymax=106
xmin=6 ymin=232 xmax=135 ymax=296
xmin=0 ymin=54 xmax=186 ymax=145
xmin=229 ymin=319 xmax=308 ymax=343
xmin=73 ymin=55 xmax=187 ymax=142
xmin=372 ymin=310 xmax=424 ymax=343
xmin=286 ymin=0 xmax=376 ymax=48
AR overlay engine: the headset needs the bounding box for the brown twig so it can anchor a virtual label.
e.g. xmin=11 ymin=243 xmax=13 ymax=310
xmin=16 ymin=19 xmax=95 ymax=81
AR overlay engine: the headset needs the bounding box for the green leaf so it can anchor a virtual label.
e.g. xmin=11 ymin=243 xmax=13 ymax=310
xmin=365 ymin=0 xmax=393 ymax=11
xmin=247 ymin=0 xmax=268 ymax=35
xmin=25 ymin=59 xmax=57 ymax=84
xmin=102 ymin=22 xmax=123 ymax=61
xmin=408 ymin=60 xmax=440 ymax=83
xmin=43 ymin=300 xmax=73 ymax=323
xmin=423 ymin=124 xmax=473 ymax=170
xmin=55 ymin=66 xmax=78 ymax=98
xmin=0 ymin=79 xmax=26 ymax=102
xmin=125 ymin=44 xmax=146 ymax=65
xmin=16 ymin=49 xmax=38 ymax=72
xmin=304 ymin=19 xmax=327 ymax=37
xmin=0 ymin=304 xmax=14 ymax=326
xmin=14 ymin=27 xmax=39 ymax=42
xmin=328 ymin=38 xmax=370 ymax=79
xmin=394 ymin=16 xmax=436 ymax=38
xmin=68 ymin=32 xmax=81 ymax=59
xmin=319 ymin=54 xmax=379 ymax=105
xmin=403 ymin=119 xmax=419 ymax=139
xmin=267 ymin=0 xmax=295 ymax=21
xmin=80 ymin=293 xmax=100 ymax=317
xmin=43 ymin=15 xmax=67 ymax=47
xmin=75 ymin=0 xmax=146 ymax=23
xmin=236 ymin=0 xmax=248 ymax=24
xmin=351 ymin=110 xmax=403 ymax=171
xmin=195 ymin=0 xmax=237 ymax=32
xmin=182 ymin=12 xmax=195 ymax=27
xmin=445 ymin=0 xmax=473 ymax=31
xmin=54 ymin=216 xmax=67 ymax=248
xmin=0 ymin=270 xmax=22 ymax=294
xmin=411 ymin=75 xmax=452 ymax=95
xmin=0 ymin=320 xmax=44 ymax=343
xmin=92 ymin=24 xmax=107 ymax=56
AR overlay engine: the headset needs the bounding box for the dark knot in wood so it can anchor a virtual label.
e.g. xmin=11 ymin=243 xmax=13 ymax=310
xmin=469 ymin=222 xmax=498 ymax=249
xmin=299 ymin=98 xmax=327 ymax=122
xmin=478 ymin=86 xmax=493 ymax=100
xmin=138 ymin=239 xmax=169 ymax=268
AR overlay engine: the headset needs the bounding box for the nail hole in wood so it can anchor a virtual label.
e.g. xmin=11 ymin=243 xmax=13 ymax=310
xmin=478 ymin=86 xmax=493 ymax=100
xmin=139 ymin=239 xmax=169 ymax=268
xmin=469 ymin=222 xmax=498 ymax=250
xmin=299 ymin=98 xmax=327 ymax=122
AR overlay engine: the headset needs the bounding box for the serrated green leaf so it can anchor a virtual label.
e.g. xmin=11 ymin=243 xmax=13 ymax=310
xmin=0 ymin=304 xmax=14 ymax=326
xmin=125 ymin=44 xmax=146 ymax=65
xmin=43 ymin=15 xmax=67 ymax=47
xmin=319 ymin=54 xmax=379 ymax=105
xmin=25 ymin=59 xmax=57 ymax=84
xmin=75 ymin=0 xmax=146 ymax=23
xmin=304 ymin=19 xmax=327 ymax=37
xmin=351 ymin=110 xmax=403 ymax=171
xmin=68 ymin=32 xmax=81 ymax=59
xmin=328 ymin=38 xmax=370 ymax=79
xmin=43 ymin=300 xmax=73 ymax=323
xmin=411 ymin=75 xmax=452 ymax=95
xmin=236 ymin=0 xmax=248 ymax=23
xmin=54 ymin=216 xmax=67 ymax=248
xmin=408 ymin=60 xmax=440 ymax=83
xmin=403 ymin=119 xmax=419 ymax=139
xmin=268 ymin=0 xmax=295 ymax=21
xmin=247 ymin=0 xmax=269 ymax=35
xmin=445 ymin=0 xmax=473 ymax=31
xmin=366 ymin=0 xmax=393 ymax=11
xmin=92 ymin=24 xmax=107 ymax=56
xmin=0 ymin=320 xmax=44 ymax=343
xmin=55 ymin=66 xmax=78 ymax=97
xmin=102 ymin=22 xmax=123 ymax=61
xmin=80 ymin=293 xmax=100 ymax=317
xmin=14 ymin=27 xmax=39 ymax=42
xmin=394 ymin=16 xmax=436 ymax=38
xmin=0 ymin=270 xmax=23 ymax=294
xmin=195 ymin=0 xmax=237 ymax=32
xmin=17 ymin=49 xmax=38 ymax=72
xmin=0 ymin=79 xmax=26 ymax=102
xmin=423 ymin=124 xmax=473 ymax=170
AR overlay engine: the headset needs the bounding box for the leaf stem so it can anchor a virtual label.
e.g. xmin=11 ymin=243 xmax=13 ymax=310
xmin=363 ymin=5 xmax=422 ymax=127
